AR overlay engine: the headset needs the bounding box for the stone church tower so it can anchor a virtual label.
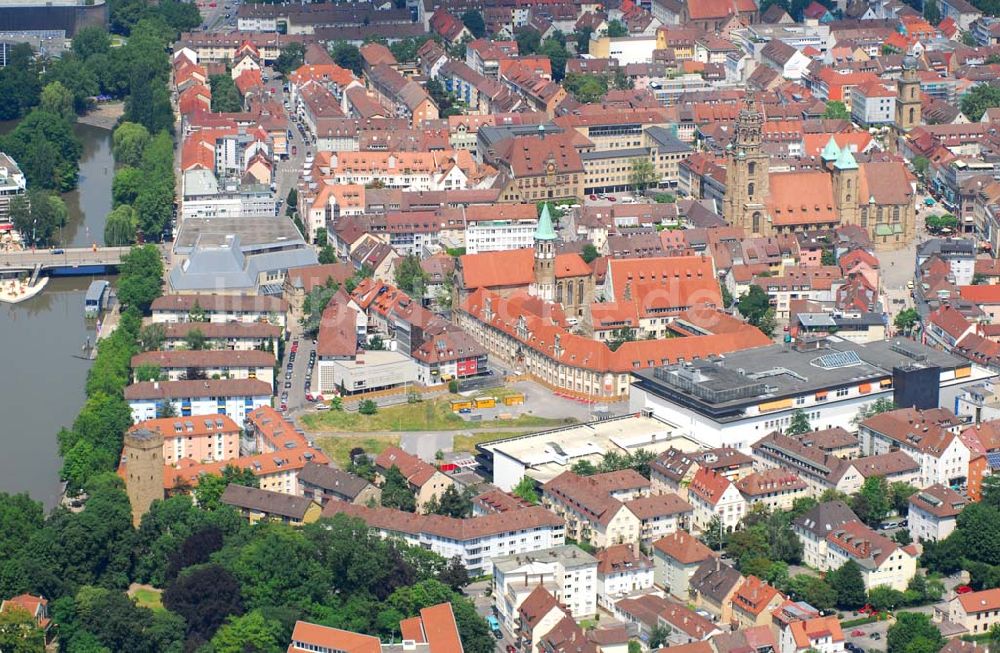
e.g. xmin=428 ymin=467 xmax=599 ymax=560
xmin=895 ymin=55 xmax=921 ymax=133
xmin=832 ymin=145 xmax=860 ymax=226
xmin=124 ymin=427 xmax=164 ymax=527
xmin=530 ymin=203 xmax=556 ymax=301
xmin=722 ymin=91 xmax=770 ymax=236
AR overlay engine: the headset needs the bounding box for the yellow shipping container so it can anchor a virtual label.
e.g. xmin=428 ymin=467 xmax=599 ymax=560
xmin=503 ymin=394 xmax=525 ymax=406
xmin=475 ymin=397 xmax=496 ymax=409
xmin=450 ymin=400 xmax=473 ymax=412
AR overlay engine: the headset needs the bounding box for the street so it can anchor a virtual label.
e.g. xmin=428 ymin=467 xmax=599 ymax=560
xmin=278 ymin=333 xmax=317 ymax=416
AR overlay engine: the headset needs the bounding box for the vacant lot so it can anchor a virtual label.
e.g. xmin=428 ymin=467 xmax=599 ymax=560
xmin=301 ymin=397 xmax=571 ymax=433
xmin=316 ymin=434 xmax=401 ymax=467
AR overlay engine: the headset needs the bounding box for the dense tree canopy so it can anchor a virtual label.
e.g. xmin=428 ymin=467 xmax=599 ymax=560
xmin=962 ymin=84 xmax=1000 ymax=122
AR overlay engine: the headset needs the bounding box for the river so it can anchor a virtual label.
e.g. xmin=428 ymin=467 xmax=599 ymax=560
xmin=0 ymin=122 xmax=114 ymax=506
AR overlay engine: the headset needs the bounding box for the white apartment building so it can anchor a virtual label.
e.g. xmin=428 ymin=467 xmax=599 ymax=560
xmin=465 ymin=217 xmax=538 ymax=254
xmin=595 ymin=545 xmax=655 ymax=608
xmin=688 ymin=468 xmax=746 ymax=534
xmin=150 ymin=294 xmax=289 ymax=329
xmin=824 ymin=520 xmax=917 ymax=591
xmin=492 ymin=545 xmax=598 ymax=633
xmin=850 ymin=81 xmax=897 ymax=127
xmin=321 ymin=502 xmax=566 ymax=577
xmin=0 ymin=152 xmax=26 ymax=225
xmin=124 ymin=379 xmax=273 ymax=424
xmin=791 ymin=501 xmax=860 ymax=570
xmin=907 ymin=484 xmax=966 ymax=542
xmin=858 ymin=408 xmax=970 ymax=488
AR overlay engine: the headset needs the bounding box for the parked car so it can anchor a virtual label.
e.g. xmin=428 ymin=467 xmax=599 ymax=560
xmin=852 ymin=630 xmax=865 ymax=637
xmin=957 ymin=585 xmax=974 ymax=594
xmin=870 ymin=634 xmax=881 ymax=641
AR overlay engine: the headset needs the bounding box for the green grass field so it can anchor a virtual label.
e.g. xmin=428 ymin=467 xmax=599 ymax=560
xmin=301 ymin=397 xmax=570 ymax=433
xmin=131 ymin=587 xmax=163 ymax=611
xmin=316 ymin=434 xmax=401 ymax=467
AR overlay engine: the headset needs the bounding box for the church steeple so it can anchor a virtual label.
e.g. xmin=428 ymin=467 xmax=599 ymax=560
xmin=531 ymin=203 xmax=556 ymax=301
xmin=722 ymin=91 xmax=770 ymax=236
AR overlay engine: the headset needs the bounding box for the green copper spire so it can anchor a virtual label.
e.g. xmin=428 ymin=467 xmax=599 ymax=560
xmin=534 ymin=203 xmax=557 ymax=241
xmin=834 ymin=146 xmax=858 ymax=170
xmin=821 ymin=136 xmax=841 ymax=162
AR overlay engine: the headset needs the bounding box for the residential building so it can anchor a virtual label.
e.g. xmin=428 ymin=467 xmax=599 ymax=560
xmin=735 ymin=469 xmax=808 ymax=511
xmin=159 ymin=321 xmax=282 ymax=354
xmin=124 ymin=379 xmax=272 ymax=424
xmin=688 ymin=559 xmax=745 ymax=623
xmin=824 ymin=520 xmax=918 ymax=590
xmin=916 ymin=238 xmax=976 ymax=286
xmin=688 ymin=468 xmax=747 ymax=534
xmin=732 ymin=575 xmax=786 ymax=629
xmin=780 ymin=616 xmax=846 ymax=653
xmin=850 ymin=81 xmax=897 ymax=127
xmin=375 ymin=446 xmax=454 ymax=510
xmin=858 ymin=408 xmax=970 ymax=488
xmin=130 ymin=349 xmax=276 ymax=385
xmin=130 ymin=415 xmax=241 ymax=464
xmin=297 ymin=462 xmax=381 ymax=506
xmin=614 ymin=594 xmax=720 ymax=646
xmin=492 ymin=545 xmax=598 ymax=631
xmin=541 ymin=470 xmax=647 ymax=548
xmin=516 ymin=586 xmax=572 ymax=652
xmin=652 ymin=531 xmax=716 ymax=598
xmin=220 ymin=484 xmax=322 ymax=526
xmin=650 ymin=448 xmax=755 ymax=499
xmin=150 ymin=294 xmax=288 ymax=329
xmin=0 ymin=152 xmax=25 ymax=226
xmin=288 ymin=602 xmax=462 ymax=653
xmin=907 ymin=483 xmax=967 ymax=542
xmin=949 ymin=588 xmax=1000 ymax=636
xmin=0 ymin=594 xmax=49 ymax=641
xmin=321 ymin=501 xmax=565 ymax=575
xmin=791 ymin=501 xmax=861 ymax=569
xmin=595 ymin=545 xmax=655 ymax=608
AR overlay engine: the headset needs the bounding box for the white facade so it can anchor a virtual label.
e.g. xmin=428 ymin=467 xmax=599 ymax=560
xmin=851 ymin=88 xmax=897 ymax=126
xmin=859 ymin=426 xmax=969 ymax=488
xmin=907 ymin=503 xmax=959 ymax=542
xmin=689 ymin=483 xmax=746 ymax=534
xmin=824 ymin=542 xmax=916 ymax=591
xmin=465 ymin=218 xmax=538 ymax=254
xmin=492 ymin=546 xmax=598 ymax=633
xmin=598 ymin=562 xmax=655 ymax=608
xmin=127 ymin=394 xmax=271 ymax=425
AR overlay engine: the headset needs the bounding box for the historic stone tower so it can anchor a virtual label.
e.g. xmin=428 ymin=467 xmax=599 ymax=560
xmin=895 ymin=55 xmax=921 ymax=133
xmin=531 ymin=203 xmax=557 ymax=301
xmin=722 ymin=91 xmax=770 ymax=236
xmin=124 ymin=428 xmax=164 ymax=527
xmin=832 ymin=145 xmax=860 ymax=226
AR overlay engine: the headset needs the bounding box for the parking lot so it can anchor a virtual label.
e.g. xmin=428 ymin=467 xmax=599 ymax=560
xmin=278 ymin=336 xmax=317 ymax=415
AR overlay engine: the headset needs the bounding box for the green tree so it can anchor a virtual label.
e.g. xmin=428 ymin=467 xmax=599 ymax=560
xmin=187 ymin=328 xmax=207 ymax=350
xmin=785 ymin=409 xmax=812 ymax=435
xmin=330 ymin=42 xmax=363 ymax=75
xmin=103 ymin=204 xmax=137 ymax=246
xmin=163 ymin=563 xmax=244 ymax=643
xmin=193 ymin=465 xmax=259 ymax=511
xmin=428 ymin=485 xmax=473 ymax=519
xmin=124 ymin=65 xmax=173 ymax=134
xmin=822 ymin=100 xmax=850 ymax=119
xmin=788 ymin=574 xmax=837 ymax=612
xmin=358 ymin=399 xmax=378 ymax=415
xmin=581 ymin=243 xmax=599 ymax=263
xmin=853 ymin=476 xmax=892 ymax=527
xmin=913 ymin=156 xmax=930 ymax=181
xmin=112 ymin=166 xmax=143 ymax=207
xmin=608 ymin=327 xmax=637 ymax=352
xmin=210 ymin=74 xmax=242 ymax=112
xmin=629 ymin=158 xmax=658 ymax=192
xmin=855 ymin=398 xmax=897 ymax=425
xmin=648 ymin=624 xmax=671 ymax=649
xmin=116 ymin=245 xmax=163 ymax=313
xmin=829 ymin=560 xmax=867 ymax=609
xmin=319 ymin=245 xmax=337 ymax=264
xmin=887 ymin=612 xmax=945 ymax=653
xmin=894 ymin=308 xmax=919 ymax=335
xmin=274 ymin=42 xmax=306 ymax=76
xmin=381 ymin=465 xmax=417 ymax=512
xmin=111 ymin=122 xmax=150 ymax=168
xmin=395 ymin=254 xmax=429 ymax=298
xmin=461 ymin=10 xmax=486 ymax=38
xmin=44 ymin=55 xmax=98 ymax=114
xmin=574 ymin=27 xmax=593 ymax=55
xmin=606 ymin=20 xmax=629 ymax=37
xmin=210 ymin=610 xmax=284 ymax=653
xmin=73 ymin=26 xmax=112 ymax=61
xmin=738 ymin=285 xmax=770 ymax=325
xmin=1 ymin=108 xmax=82 ymax=191
xmin=515 ymin=28 xmax=541 ymax=54
xmin=890 ymin=482 xmax=919 ymax=516
xmin=821 ymin=249 xmax=836 ymax=266
xmin=512 ymin=477 xmax=539 ymax=504
xmin=540 ymin=38 xmax=570 ymax=81
xmin=702 ymin=515 xmax=725 ymax=551
xmin=570 ymin=460 xmax=598 ymax=476
xmin=924 ymin=0 xmax=941 ymax=24
xmin=40 ymin=81 xmax=76 ymax=121
xmin=926 ymin=213 xmax=959 ymax=234
xmin=133 ymin=179 xmax=173 ymax=241
xmin=868 ymin=585 xmax=906 ymax=611
xmin=0 ymin=43 xmax=41 ymax=121
xmin=563 ymin=73 xmax=608 ymax=103
xmin=962 ymin=84 xmax=1000 ymax=122
xmin=134 ymin=364 xmax=161 ymax=382
xmin=9 ymin=189 xmax=68 ymax=247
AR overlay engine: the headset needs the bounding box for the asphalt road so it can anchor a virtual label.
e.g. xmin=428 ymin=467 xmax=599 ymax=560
xmin=278 ymin=334 xmax=317 ymax=415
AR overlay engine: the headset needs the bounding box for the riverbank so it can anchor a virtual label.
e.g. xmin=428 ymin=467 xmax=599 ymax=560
xmin=77 ymin=102 xmax=124 ymax=131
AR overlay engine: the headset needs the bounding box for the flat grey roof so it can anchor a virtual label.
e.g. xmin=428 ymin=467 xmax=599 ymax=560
xmin=174 ymin=217 xmax=305 ymax=255
xmin=632 ymin=337 xmax=968 ymax=418
xmin=580 ymin=147 xmax=649 ymax=161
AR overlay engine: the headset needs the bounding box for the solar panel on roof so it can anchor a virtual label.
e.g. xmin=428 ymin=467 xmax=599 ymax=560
xmin=987 ymin=452 xmax=1000 ymax=470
